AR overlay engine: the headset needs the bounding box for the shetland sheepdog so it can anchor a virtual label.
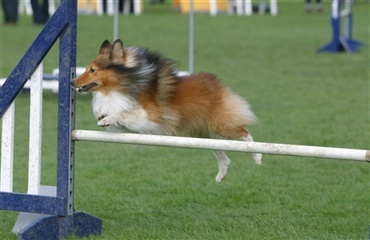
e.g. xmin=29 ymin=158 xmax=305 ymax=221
xmin=72 ymin=39 xmax=262 ymax=182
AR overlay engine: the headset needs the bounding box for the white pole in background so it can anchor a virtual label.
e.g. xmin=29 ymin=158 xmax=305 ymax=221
xmin=107 ymin=0 xmax=114 ymax=15
xmin=332 ymin=0 xmax=339 ymax=19
xmin=344 ymin=0 xmax=351 ymax=39
xmin=134 ymin=0 xmax=141 ymax=16
xmin=235 ymin=0 xmax=243 ymax=15
xmin=244 ymin=0 xmax=252 ymax=16
xmin=270 ymin=0 xmax=278 ymax=16
xmin=210 ymin=0 xmax=217 ymax=16
xmin=189 ymin=0 xmax=194 ymax=74
xmin=113 ymin=0 xmax=119 ymax=40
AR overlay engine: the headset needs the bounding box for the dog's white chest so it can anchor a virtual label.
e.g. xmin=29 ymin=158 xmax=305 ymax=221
xmin=92 ymin=91 xmax=137 ymax=118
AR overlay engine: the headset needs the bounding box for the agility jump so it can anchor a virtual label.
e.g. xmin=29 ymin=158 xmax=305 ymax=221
xmin=208 ymin=0 xmax=278 ymax=16
xmin=0 ymin=1 xmax=102 ymax=239
xmin=0 ymin=1 xmax=369 ymax=239
xmin=318 ymin=0 xmax=363 ymax=53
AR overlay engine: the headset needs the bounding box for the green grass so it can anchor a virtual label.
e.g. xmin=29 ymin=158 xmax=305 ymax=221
xmin=1 ymin=2 xmax=369 ymax=239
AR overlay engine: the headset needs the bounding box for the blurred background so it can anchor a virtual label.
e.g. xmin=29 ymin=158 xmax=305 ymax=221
xmin=0 ymin=1 xmax=369 ymax=239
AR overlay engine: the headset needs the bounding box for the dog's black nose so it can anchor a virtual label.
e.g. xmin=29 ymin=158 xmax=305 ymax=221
xmin=70 ymin=79 xmax=76 ymax=87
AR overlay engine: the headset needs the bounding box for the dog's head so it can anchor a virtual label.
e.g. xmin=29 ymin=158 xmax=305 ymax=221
xmin=72 ymin=39 xmax=132 ymax=94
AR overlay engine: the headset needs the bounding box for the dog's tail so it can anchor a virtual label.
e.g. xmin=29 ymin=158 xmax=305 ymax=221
xmin=228 ymin=91 xmax=258 ymax=125
xmin=208 ymin=88 xmax=258 ymax=139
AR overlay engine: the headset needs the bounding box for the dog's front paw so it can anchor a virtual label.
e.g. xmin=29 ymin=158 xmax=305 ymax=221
xmin=97 ymin=116 xmax=115 ymax=127
xmin=97 ymin=120 xmax=110 ymax=127
xmin=97 ymin=114 xmax=107 ymax=121
xmin=253 ymin=153 xmax=263 ymax=165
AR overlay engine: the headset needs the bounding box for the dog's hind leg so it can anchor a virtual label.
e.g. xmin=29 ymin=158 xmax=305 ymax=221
xmin=241 ymin=130 xmax=263 ymax=165
xmin=213 ymin=150 xmax=231 ymax=183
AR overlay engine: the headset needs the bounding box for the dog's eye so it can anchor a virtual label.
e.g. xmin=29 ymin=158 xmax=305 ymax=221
xmin=89 ymin=67 xmax=96 ymax=73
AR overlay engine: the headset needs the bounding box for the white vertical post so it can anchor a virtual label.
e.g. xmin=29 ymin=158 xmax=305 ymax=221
xmin=189 ymin=0 xmax=194 ymax=74
xmin=27 ymin=63 xmax=43 ymax=195
xmin=209 ymin=0 xmax=217 ymax=16
xmin=259 ymin=0 xmax=266 ymax=15
xmin=270 ymin=0 xmax=278 ymax=16
xmin=48 ymin=0 xmax=56 ymax=15
xmin=113 ymin=0 xmax=119 ymax=40
xmin=244 ymin=0 xmax=253 ymax=15
xmin=96 ymin=0 xmax=104 ymax=16
xmin=123 ymin=0 xmax=130 ymax=15
xmin=332 ymin=0 xmax=339 ymax=19
xmin=134 ymin=0 xmax=142 ymax=16
xmin=18 ymin=0 xmax=33 ymax=16
xmin=107 ymin=0 xmax=114 ymax=15
xmin=235 ymin=0 xmax=243 ymax=15
xmin=1 ymin=102 xmax=15 ymax=192
xmin=344 ymin=0 xmax=351 ymax=39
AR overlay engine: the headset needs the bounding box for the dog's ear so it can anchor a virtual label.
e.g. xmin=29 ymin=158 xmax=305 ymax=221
xmin=99 ymin=40 xmax=112 ymax=55
xmin=111 ymin=39 xmax=126 ymax=63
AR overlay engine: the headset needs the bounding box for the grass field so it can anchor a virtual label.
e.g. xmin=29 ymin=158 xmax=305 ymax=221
xmin=0 ymin=2 xmax=369 ymax=239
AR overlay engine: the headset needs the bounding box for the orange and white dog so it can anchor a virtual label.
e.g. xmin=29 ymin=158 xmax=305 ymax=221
xmin=72 ymin=39 xmax=262 ymax=182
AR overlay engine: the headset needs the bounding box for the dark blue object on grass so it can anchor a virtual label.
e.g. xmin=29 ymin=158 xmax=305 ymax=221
xmin=0 ymin=0 xmax=102 ymax=239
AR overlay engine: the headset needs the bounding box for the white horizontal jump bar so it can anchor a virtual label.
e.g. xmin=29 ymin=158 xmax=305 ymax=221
xmin=72 ymin=130 xmax=370 ymax=162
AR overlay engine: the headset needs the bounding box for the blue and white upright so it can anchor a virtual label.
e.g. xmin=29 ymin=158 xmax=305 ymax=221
xmin=0 ymin=0 xmax=102 ymax=239
xmin=318 ymin=0 xmax=363 ymax=53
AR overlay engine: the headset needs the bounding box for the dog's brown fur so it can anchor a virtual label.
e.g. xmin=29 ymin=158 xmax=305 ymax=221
xmin=72 ymin=39 xmax=262 ymax=182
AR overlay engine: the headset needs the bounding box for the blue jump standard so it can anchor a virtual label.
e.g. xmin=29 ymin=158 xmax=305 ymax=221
xmin=317 ymin=3 xmax=364 ymax=53
xmin=15 ymin=212 xmax=102 ymax=240
xmin=318 ymin=17 xmax=364 ymax=53
xmin=0 ymin=1 xmax=102 ymax=239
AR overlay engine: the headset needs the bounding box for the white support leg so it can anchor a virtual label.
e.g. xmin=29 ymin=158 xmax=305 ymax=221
xmin=235 ymin=0 xmax=243 ymax=16
xmin=107 ymin=0 xmax=115 ymax=16
xmin=96 ymin=0 xmax=104 ymax=16
xmin=244 ymin=0 xmax=253 ymax=16
xmin=332 ymin=0 xmax=339 ymax=19
xmin=27 ymin=63 xmax=43 ymax=195
xmin=259 ymin=0 xmax=266 ymax=15
xmin=48 ymin=0 xmax=56 ymax=15
xmin=343 ymin=0 xmax=352 ymax=39
xmin=123 ymin=0 xmax=130 ymax=15
xmin=134 ymin=0 xmax=142 ymax=16
xmin=1 ymin=102 xmax=15 ymax=192
xmin=270 ymin=0 xmax=278 ymax=16
xmin=18 ymin=0 xmax=33 ymax=16
xmin=210 ymin=0 xmax=217 ymax=16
